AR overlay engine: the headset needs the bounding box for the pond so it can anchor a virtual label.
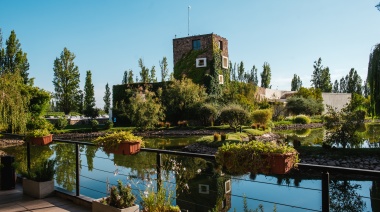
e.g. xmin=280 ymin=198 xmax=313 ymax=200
xmin=274 ymin=123 xmax=380 ymax=148
xmin=3 ymin=135 xmax=379 ymax=212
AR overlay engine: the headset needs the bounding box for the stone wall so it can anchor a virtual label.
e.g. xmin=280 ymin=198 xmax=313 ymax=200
xmin=321 ymin=93 xmax=351 ymax=114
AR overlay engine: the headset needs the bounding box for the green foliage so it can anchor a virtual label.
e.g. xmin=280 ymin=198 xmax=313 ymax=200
xmin=219 ymin=104 xmax=250 ymax=131
xmin=160 ymin=56 xmax=169 ymax=82
xmin=104 ymin=120 xmax=113 ymax=130
xmin=291 ymin=74 xmax=302 ymax=91
xmin=221 ymin=81 xmax=256 ymax=112
xmin=251 ymin=109 xmax=273 ymax=126
xmin=55 ymin=116 xmax=68 ymax=130
xmin=90 ymin=119 xmax=99 ymax=131
xmin=260 ymin=62 xmax=271 ymax=88
xmin=197 ymin=103 xmax=218 ymax=126
xmin=83 ymin=70 xmax=96 ymax=117
xmin=22 ymin=159 xmax=56 ymax=182
xmin=53 ymin=47 xmax=81 ymax=115
xmin=216 ymin=141 xmax=298 ymax=174
xmin=138 ymin=58 xmax=150 ymax=83
xmin=324 ymin=104 xmax=366 ymax=148
xmin=126 ymin=87 xmax=165 ymax=130
xmin=28 ymin=87 xmax=51 ymax=117
xmin=103 ymin=83 xmax=111 ymax=113
xmin=311 ymin=58 xmax=332 ymax=92
xmin=367 ymin=43 xmax=380 ymax=116
xmin=293 ymin=115 xmax=311 ymax=124
xmin=27 ymin=128 xmax=51 ymax=138
xmin=173 ymin=50 xmax=208 ymax=85
xmin=295 ymin=87 xmax=323 ymax=102
xmin=27 ymin=116 xmax=54 ymax=131
xmin=94 ymin=131 xmax=143 ymax=150
xmin=101 ymin=180 xmax=136 ymax=209
xmin=286 ymin=96 xmax=324 ymax=115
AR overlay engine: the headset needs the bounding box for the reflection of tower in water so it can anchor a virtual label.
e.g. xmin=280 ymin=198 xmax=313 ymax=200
xmin=370 ymin=180 xmax=380 ymax=212
xmin=176 ymin=162 xmax=231 ymax=212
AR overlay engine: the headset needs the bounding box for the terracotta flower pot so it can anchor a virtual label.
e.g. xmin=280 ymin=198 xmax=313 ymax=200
xmin=105 ymin=142 xmax=141 ymax=155
xmin=259 ymin=153 xmax=297 ymax=174
xmin=29 ymin=134 xmax=53 ymax=146
xmin=92 ymin=199 xmax=139 ymax=212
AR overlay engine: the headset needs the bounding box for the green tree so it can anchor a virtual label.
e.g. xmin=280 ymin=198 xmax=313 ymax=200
xmin=128 ymin=70 xmax=134 ymax=84
xmin=367 ymin=43 xmax=380 ymax=116
xmin=333 ymin=80 xmax=339 ymax=93
xmin=339 ymin=77 xmax=347 ymax=93
xmin=311 ymin=58 xmax=332 ymax=92
xmin=122 ymin=70 xmax=128 ymax=84
xmin=237 ymin=61 xmax=244 ymax=82
xmin=346 ymin=68 xmax=362 ymax=95
xmin=0 ymin=71 xmax=30 ymax=133
xmin=52 ymin=47 xmax=81 ymax=115
xmin=126 ymin=87 xmax=164 ymax=130
xmin=138 ymin=58 xmax=149 ymax=83
xmin=295 ymin=87 xmax=323 ymax=102
xmin=0 ymin=30 xmax=29 ymax=84
xmin=286 ymin=96 xmax=324 ymax=115
xmin=260 ymin=62 xmax=271 ymax=88
xmin=76 ymin=90 xmax=83 ymax=114
xmin=83 ymin=70 xmax=96 ymax=118
xmin=219 ymin=104 xmax=250 ymax=131
xmin=150 ymin=65 xmax=157 ymax=82
xmin=159 ymin=57 xmax=169 ymax=82
xmin=291 ymin=74 xmax=302 ymax=91
xmin=103 ymin=83 xmax=111 ymax=113
xmin=321 ymin=67 xmax=332 ymax=92
xmin=162 ymin=78 xmax=207 ymax=122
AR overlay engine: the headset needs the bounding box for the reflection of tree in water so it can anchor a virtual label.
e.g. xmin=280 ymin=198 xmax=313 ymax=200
xmin=330 ymin=180 xmax=366 ymax=212
xmin=53 ymin=143 xmax=82 ymax=191
xmin=371 ymin=180 xmax=380 ymax=212
xmin=84 ymin=145 xmax=97 ymax=171
xmin=113 ymin=152 xmax=156 ymax=179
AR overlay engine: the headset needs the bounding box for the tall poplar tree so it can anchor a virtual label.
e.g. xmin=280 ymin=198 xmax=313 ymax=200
xmin=52 ymin=48 xmax=80 ymax=115
xmin=261 ymin=62 xmax=271 ymax=88
xmin=0 ymin=30 xmax=29 ymax=84
xmin=103 ymin=83 xmax=111 ymax=113
xmin=83 ymin=70 xmax=96 ymax=117
xmin=159 ymin=57 xmax=169 ymax=82
xmin=128 ymin=70 xmax=134 ymax=84
xmin=237 ymin=61 xmax=245 ymax=82
xmin=138 ymin=58 xmax=149 ymax=83
xmin=291 ymin=74 xmax=302 ymax=91
xmin=367 ymin=43 xmax=380 ymax=116
xmin=311 ymin=58 xmax=332 ymax=92
xmin=122 ymin=71 xmax=128 ymax=84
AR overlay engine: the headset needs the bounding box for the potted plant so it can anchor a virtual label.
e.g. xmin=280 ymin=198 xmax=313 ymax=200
xmin=92 ymin=179 xmax=139 ymax=212
xmin=94 ymin=131 xmax=144 ymax=155
xmin=216 ymin=141 xmax=298 ymax=175
xmin=22 ymin=159 xmax=56 ymax=198
xmin=27 ymin=128 xmax=53 ymax=145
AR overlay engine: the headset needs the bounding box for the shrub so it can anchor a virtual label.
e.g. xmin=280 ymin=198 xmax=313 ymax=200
xmin=213 ymin=133 xmax=220 ymax=142
xmin=286 ymin=97 xmax=324 ymax=115
xmin=220 ymin=132 xmax=227 ymax=141
xmin=101 ymin=180 xmax=136 ymax=209
xmin=165 ymin=122 xmax=171 ymax=128
xmin=293 ymin=115 xmax=311 ymax=124
xmin=219 ymin=104 xmax=250 ymax=131
xmin=22 ymin=159 xmax=56 ymax=182
xmin=251 ymin=109 xmax=272 ymax=126
xmin=104 ymin=120 xmax=113 ymax=130
xmin=55 ymin=116 xmax=68 ymax=130
xmin=197 ymin=103 xmax=218 ymax=126
xmin=91 ymin=119 xmax=99 ymax=131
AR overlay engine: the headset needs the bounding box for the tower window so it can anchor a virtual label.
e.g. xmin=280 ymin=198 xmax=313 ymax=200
xmin=192 ymin=39 xmax=201 ymax=50
xmin=219 ymin=41 xmax=223 ymax=50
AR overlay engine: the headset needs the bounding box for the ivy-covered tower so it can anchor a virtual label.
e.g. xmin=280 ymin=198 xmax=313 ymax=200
xmin=173 ymin=33 xmax=229 ymax=94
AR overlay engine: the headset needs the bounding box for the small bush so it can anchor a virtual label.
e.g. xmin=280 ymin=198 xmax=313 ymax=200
xmin=55 ymin=116 xmax=68 ymax=130
xmin=293 ymin=115 xmax=311 ymax=124
xmin=213 ymin=133 xmax=220 ymax=142
xmin=177 ymin=120 xmax=188 ymax=127
xmin=251 ymin=109 xmax=273 ymax=126
xmin=104 ymin=120 xmax=113 ymax=130
xmin=165 ymin=122 xmax=171 ymax=128
xmin=91 ymin=119 xmax=99 ymax=131
xmin=221 ymin=132 xmax=227 ymax=141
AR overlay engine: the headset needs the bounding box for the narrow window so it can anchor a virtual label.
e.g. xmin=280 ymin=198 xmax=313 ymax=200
xmin=192 ymin=39 xmax=201 ymax=50
xmin=219 ymin=40 xmax=223 ymax=50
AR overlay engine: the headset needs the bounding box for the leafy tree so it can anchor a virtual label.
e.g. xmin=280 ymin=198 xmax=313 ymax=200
xmin=221 ymin=81 xmax=256 ymax=112
xmin=320 ymin=67 xmax=332 ymax=92
xmin=159 ymin=57 xmax=169 ymax=82
xmin=103 ymin=83 xmax=111 ymax=113
xmin=219 ymin=104 xmax=250 ymax=131
xmin=197 ymin=103 xmax=218 ymax=126
xmin=330 ymin=180 xmax=366 ymax=212
xmin=76 ymin=90 xmax=84 ymax=114
xmin=150 ymin=65 xmax=157 ymax=82
xmin=138 ymin=58 xmax=149 ymax=83
xmin=126 ymin=87 xmax=164 ymax=130
xmin=128 ymin=70 xmax=134 ymax=84
xmin=122 ymin=70 xmax=128 ymax=84
xmin=251 ymin=65 xmax=258 ymax=85
xmin=311 ymin=58 xmax=332 ymax=92
xmin=345 ymin=68 xmax=362 ymax=95
xmin=333 ymin=80 xmax=339 ymax=93
xmin=260 ymin=62 xmax=271 ymax=88
xmin=339 ymin=77 xmax=347 ymax=93
xmin=229 ymin=62 xmax=236 ymax=81
xmin=52 ymin=48 xmax=81 ymax=115
xmin=286 ymin=96 xmax=324 ymax=115
xmin=0 ymin=71 xmax=30 ymax=133
xmin=83 ymin=70 xmax=96 ymax=117
xmin=237 ymin=61 xmax=245 ymax=82
xmin=162 ymin=77 xmax=207 ymax=122
xmin=295 ymin=87 xmax=323 ymax=102
xmin=367 ymin=43 xmax=380 ymax=116
xmin=291 ymin=74 xmax=302 ymax=91
xmin=0 ymin=30 xmax=29 ymax=84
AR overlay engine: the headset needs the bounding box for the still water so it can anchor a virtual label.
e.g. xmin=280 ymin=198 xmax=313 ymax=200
xmin=4 ymin=135 xmax=380 ymax=211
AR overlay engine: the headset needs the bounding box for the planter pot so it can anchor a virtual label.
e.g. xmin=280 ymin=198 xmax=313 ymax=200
xmin=29 ymin=134 xmax=53 ymax=146
xmin=260 ymin=153 xmax=297 ymax=174
xmin=104 ymin=142 xmax=141 ymax=155
xmin=23 ymin=178 xmax=54 ymax=198
xmin=92 ymin=199 xmax=139 ymax=212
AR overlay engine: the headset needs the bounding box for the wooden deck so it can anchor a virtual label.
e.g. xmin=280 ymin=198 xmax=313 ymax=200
xmin=0 ymin=183 xmax=91 ymax=212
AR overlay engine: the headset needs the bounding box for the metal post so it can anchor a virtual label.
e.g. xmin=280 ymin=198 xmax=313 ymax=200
xmin=322 ymin=171 xmax=330 ymax=212
xmin=156 ymin=153 xmax=162 ymax=190
xmin=75 ymin=143 xmax=80 ymax=196
xmin=27 ymin=142 xmax=31 ymax=171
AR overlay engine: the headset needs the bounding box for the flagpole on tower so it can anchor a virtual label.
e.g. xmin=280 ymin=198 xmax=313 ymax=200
xmin=188 ymin=5 xmax=191 ymax=36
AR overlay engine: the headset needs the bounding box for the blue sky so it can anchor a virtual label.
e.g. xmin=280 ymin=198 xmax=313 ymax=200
xmin=1 ymin=1 xmax=380 ymax=108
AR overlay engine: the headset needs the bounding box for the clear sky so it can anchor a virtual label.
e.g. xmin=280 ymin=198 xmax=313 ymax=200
xmin=1 ymin=1 xmax=380 ymax=108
